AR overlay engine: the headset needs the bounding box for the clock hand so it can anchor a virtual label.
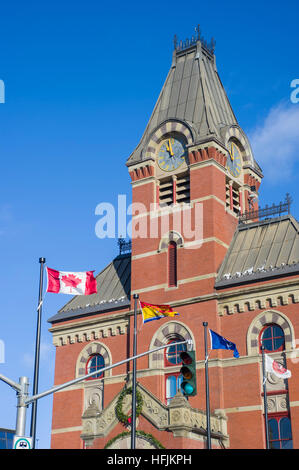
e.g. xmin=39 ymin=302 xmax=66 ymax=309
xmin=230 ymin=143 xmax=234 ymax=161
xmin=168 ymin=139 xmax=174 ymax=156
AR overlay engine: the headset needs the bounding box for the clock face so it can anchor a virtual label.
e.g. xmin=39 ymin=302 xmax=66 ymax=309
xmin=227 ymin=140 xmax=242 ymax=177
xmin=157 ymin=137 xmax=186 ymax=172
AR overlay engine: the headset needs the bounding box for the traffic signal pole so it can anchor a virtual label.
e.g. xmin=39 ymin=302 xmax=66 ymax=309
xmin=0 ymin=339 xmax=192 ymax=445
xmin=203 ymin=322 xmax=212 ymax=449
xmin=131 ymin=293 xmax=139 ymax=450
xmin=0 ymin=374 xmax=29 ymax=437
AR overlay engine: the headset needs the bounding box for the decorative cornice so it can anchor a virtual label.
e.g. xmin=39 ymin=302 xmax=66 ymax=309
xmin=48 ymin=276 xmax=299 ymax=346
xmin=217 ymin=279 xmax=299 ymax=316
xmin=49 ymin=314 xmax=129 ymax=347
xmin=129 ymin=164 xmax=155 ymax=182
xmin=189 ymin=146 xmax=227 ymax=169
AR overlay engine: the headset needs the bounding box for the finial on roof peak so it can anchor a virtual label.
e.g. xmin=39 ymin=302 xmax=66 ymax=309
xmin=173 ymin=25 xmax=216 ymax=55
xmin=195 ymin=24 xmax=201 ymax=40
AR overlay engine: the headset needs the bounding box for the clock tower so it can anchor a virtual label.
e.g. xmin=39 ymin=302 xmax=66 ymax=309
xmin=126 ymin=28 xmax=263 ymax=310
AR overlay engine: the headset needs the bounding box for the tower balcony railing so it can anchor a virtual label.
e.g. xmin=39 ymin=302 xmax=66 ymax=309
xmin=174 ymin=25 xmax=216 ymax=56
xmin=239 ymin=194 xmax=292 ymax=224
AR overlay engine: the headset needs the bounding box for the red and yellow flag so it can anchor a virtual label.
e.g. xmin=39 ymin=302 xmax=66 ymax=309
xmin=140 ymin=301 xmax=179 ymax=324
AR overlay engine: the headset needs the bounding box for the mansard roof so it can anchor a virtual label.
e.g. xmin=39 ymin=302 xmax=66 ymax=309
xmin=48 ymin=253 xmax=131 ymax=324
xmin=127 ymin=35 xmax=239 ymax=166
xmin=215 ymin=215 xmax=299 ymax=289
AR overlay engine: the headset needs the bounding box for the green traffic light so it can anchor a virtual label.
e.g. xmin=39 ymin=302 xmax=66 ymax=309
xmin=180 ymin=349 xmax=197 ymax=397
xmin=181 ymin=382 xmax=194 ymax=395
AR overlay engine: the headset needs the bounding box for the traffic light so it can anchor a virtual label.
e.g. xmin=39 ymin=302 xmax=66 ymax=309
xmin=180 ymin=350 xmax=197 ymax=397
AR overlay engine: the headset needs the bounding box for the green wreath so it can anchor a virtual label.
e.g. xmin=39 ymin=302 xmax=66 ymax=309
xmin=104 ymin=430 xmax=165 ymax=449
xmin=115 ymin=386 xmax=143 ymax=425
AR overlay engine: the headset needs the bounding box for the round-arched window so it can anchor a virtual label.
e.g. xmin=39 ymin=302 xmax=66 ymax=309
xmin=260 ymin=324 xmax=285 ymax=353
xmin=165 ymin=339 xmax=187 ymax=366
xmin=86 ymin=354 xmax=105 ymax=380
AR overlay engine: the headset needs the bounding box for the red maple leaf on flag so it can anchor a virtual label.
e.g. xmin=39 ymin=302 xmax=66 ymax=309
xmin=61 ymin=274 xmax=82 ymax=292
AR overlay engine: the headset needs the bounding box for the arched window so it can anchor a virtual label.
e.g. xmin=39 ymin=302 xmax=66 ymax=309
xmin=165 ymin=339 xmax=186 ymax=366
xmin=259 ymin=324 xmax=285 ymax=353
xmin=164 ymin=338 xmax=187 ymax=404
xmin=168 ymin=241 xmax=177 ymax=287
xmin=268 ymin=416 xmax=293 ymax=449
xmin=86 ymin=354 xmax=105 ymax=380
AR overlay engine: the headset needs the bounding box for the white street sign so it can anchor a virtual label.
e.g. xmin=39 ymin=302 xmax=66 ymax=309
xmin=13 ymin=436 xmax=33 ymax=449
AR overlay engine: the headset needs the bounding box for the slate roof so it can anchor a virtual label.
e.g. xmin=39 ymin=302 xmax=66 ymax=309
xmin=215 ymin=215 xmax=299 ymax=288
xmin=48 ymin=253 xmax=131 ymax=324
xmin=127 ymin=39 xmax=238 ymax=166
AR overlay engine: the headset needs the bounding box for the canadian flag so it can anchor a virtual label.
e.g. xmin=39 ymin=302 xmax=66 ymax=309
xmin=46 ymin=267 xmax=97 ymax=295
xmin=265 ymin=354 xmax=291 ymax=379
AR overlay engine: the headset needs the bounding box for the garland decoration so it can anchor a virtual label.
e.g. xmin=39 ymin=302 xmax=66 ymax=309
xmin=115 ymin=386 xmax=143 ymax=425
xmin=104 ymin=430 xmax=165 ymax=449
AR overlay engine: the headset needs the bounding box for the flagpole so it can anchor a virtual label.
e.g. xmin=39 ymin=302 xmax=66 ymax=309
xmin=203 ymin=322 xmax=211 ymax=449
xmin=131 ymin=293 xmax=139 ymax=450
xmin=30 ymin=257 xmax=46 ymax=449
xmin=261 ymin=346 xmax=270 ymax=449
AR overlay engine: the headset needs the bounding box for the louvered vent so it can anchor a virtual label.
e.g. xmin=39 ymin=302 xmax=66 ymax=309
xmin=225 ymin=180 xmax=231 ymax=208
xmin=159 ymin=177 xmax=174 ymax=206
xmin=226 ymin=178 xmax=240 ymax=215
xmin=231 ymin=185 xmax=240 ymax=215
xmin=159 ymin=172 xmax=190 ymax=207
xmin=176 ymin=173 xmax=190 ymax=204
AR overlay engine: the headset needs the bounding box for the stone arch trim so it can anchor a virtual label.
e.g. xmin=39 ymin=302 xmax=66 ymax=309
xmin=144 ymin=120 xmax=194 ymax=160
xmin=247 ymin=310 xmax=295 ymax=356
xmin=149 ymin=320 xmax=195 ymax=369
xmin=158 ymin=230 xmax=184 ymax=252
xmin=76 ymin=341 xmax=112 ymax=378
xmin=222 ymin=124 xmax=254 ymax=166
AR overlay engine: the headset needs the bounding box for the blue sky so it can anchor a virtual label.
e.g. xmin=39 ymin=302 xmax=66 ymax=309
xmin=0 ymin=0 xmax=298 ymax=449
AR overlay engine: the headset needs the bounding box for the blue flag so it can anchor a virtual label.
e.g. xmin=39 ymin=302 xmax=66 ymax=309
xmin=209 ymin=329 xmax=239 ymax=358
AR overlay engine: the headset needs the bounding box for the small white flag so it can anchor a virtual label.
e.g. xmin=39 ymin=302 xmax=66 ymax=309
xmin=265 ymin=354 xmax=291 ymax=379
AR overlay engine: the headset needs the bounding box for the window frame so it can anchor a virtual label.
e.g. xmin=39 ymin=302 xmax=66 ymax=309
xmin=164 ymin=339 xmax=186 ymax=367
xmin=267 ymin=413 xmax=293 ymax=449
xmin=259 ymin=324 xmax=285 ymax=353
xmin=165 ymin=372 xmax=183 ymax=405
xmin=85 ymin=353 xmax=105 ymax=380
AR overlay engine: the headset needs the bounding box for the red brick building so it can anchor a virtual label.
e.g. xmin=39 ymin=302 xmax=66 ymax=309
xmin=48 ymin=31 xmax=299 ymax=449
